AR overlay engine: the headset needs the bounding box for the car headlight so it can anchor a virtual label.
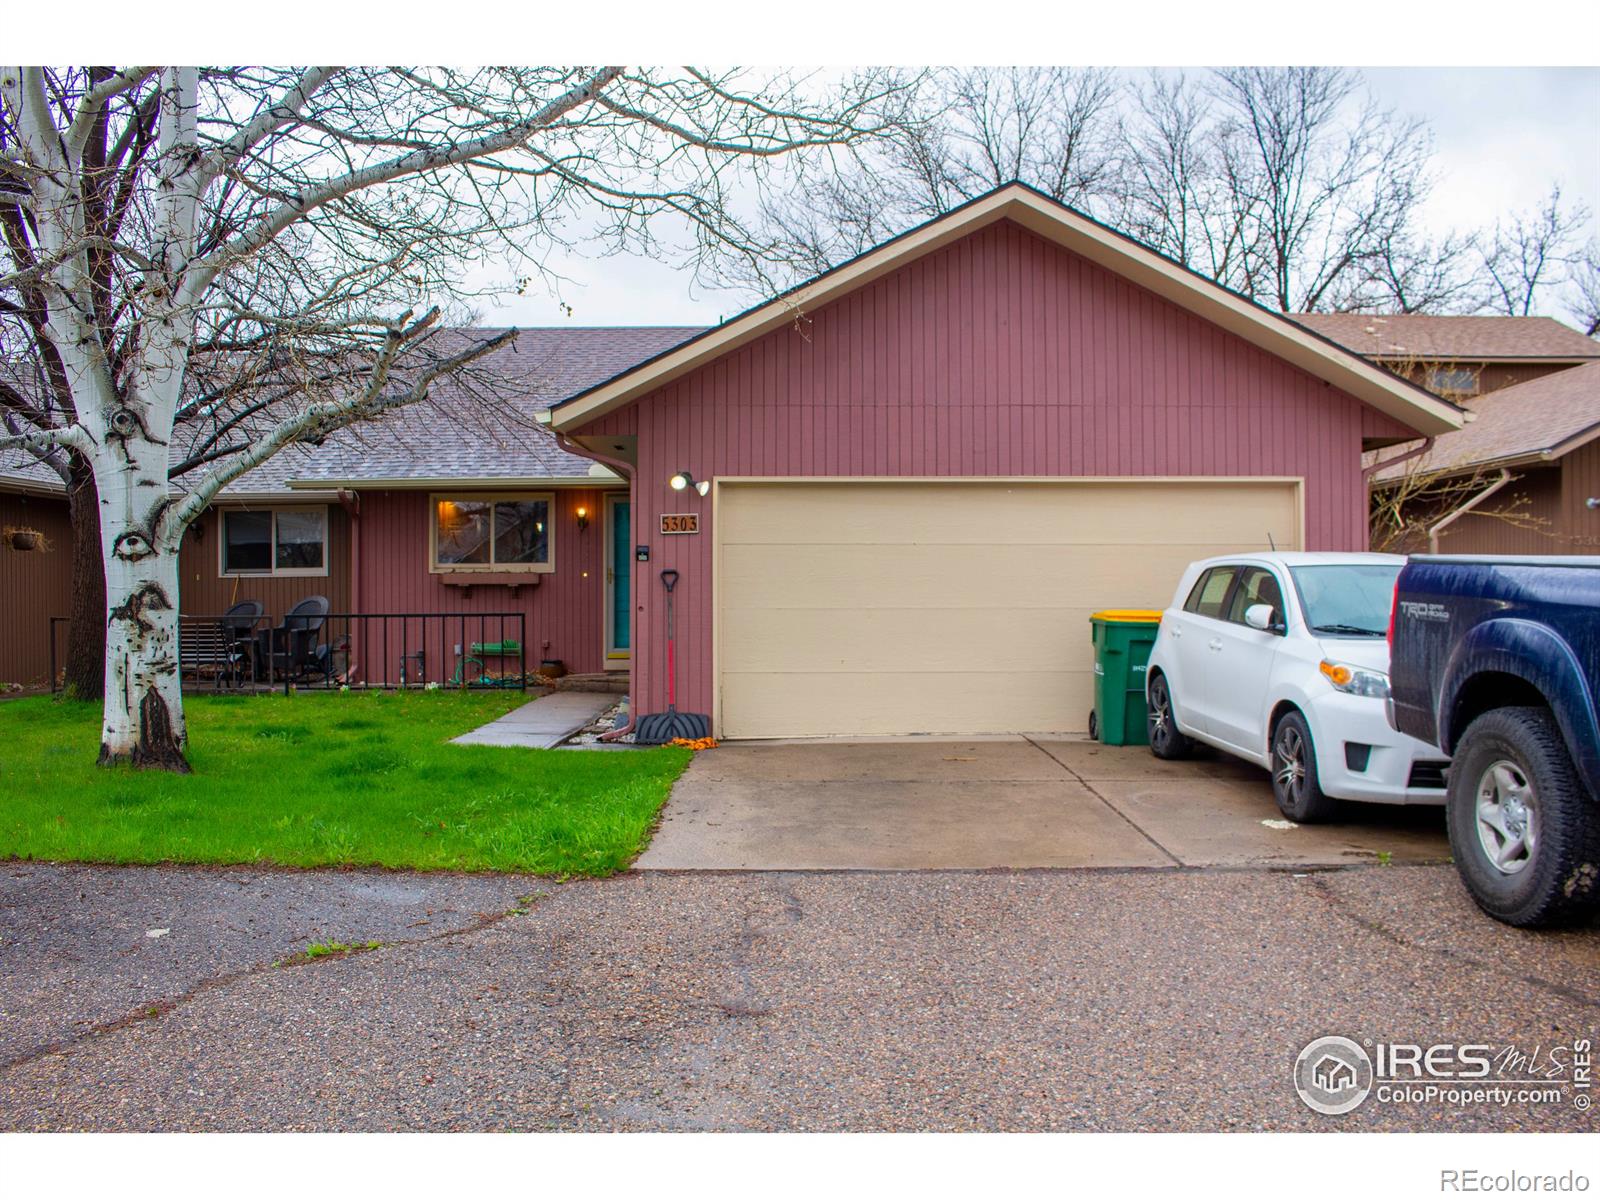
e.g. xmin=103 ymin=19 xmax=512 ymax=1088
xmin=1319 ymin=659 xmax=1390 ymax=699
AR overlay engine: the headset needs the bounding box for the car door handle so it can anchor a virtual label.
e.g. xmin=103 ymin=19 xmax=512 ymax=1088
xmin=1170 ymin=627 xmax=1182 ymax=638
xmin=1208 ymin=638 xmax=1222 ymax=651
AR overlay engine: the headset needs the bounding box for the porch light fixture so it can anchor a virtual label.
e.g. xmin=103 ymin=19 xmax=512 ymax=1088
xmin=575 ymin=504 xmax=590 ymax=531
xmin=669 ymin=470 xmax=710 ymax=497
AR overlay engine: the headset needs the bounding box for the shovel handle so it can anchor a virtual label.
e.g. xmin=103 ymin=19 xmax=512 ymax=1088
xmin=660 ymin=569 xmax=679 ymax=592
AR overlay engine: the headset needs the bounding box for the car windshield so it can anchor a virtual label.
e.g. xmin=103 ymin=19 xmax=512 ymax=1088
xmin=1287 ymin=564 xmax=1400 ymax=637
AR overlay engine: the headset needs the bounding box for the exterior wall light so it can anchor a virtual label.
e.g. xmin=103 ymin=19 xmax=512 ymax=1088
xmin=1588 ymin=498 xmax=1599 ymax=510
xmin=575 ymin=504 xmax=589 ymax=531
xmin=669 ymin=470 xmax=710 ymax=497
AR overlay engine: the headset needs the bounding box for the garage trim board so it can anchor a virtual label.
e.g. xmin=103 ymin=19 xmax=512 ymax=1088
xmin=712 ymin=477 xmax=1306 ymax=740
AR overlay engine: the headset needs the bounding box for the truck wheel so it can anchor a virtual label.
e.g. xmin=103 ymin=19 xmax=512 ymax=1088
xmin=1146 ymin=673 xmax=1192 ymax=760
xmin=1447 ymin=706 xmax=1600 ymax=928
xmin=1271 ymin=711 xmax=1341 ymax=823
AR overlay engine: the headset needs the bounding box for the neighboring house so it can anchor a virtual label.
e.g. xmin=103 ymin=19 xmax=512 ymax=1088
xmin=1367 ymin=360 xmax=1600 ymax=554
xmin=0 ymin=327 xmax=701 ymax=689
xmin=546 ymin=183 xmax=1461 ymax=739
xmin=0 ymin=466 xmax=71 ymax=689
xmin=277 ymin=327 xmax=701 ymax=679
xmin=1290 ymin=313 xmax=1600 ymax=399
xmin=1294 ymin=313 xmax=1599 ymax=554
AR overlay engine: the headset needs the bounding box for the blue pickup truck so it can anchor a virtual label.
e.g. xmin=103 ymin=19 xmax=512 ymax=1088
xmin=1388 ymin=556 xmax=1600 ymax=927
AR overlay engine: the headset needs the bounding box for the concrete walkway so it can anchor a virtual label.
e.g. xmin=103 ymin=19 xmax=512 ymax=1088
xmin=635 ymin=737 xmax=1450 ymax=870
xmin=450 ymin=692 xmax=614 ymax=749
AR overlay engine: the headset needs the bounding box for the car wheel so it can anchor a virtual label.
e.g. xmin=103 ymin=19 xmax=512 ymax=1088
xmin=1446 ymin=706 xmax=1600 ymax=928
xmin=1146 ymin=672 xmax=1192 ymax=760
xmin=1271 ymin=711 xmax=1340 ymax=823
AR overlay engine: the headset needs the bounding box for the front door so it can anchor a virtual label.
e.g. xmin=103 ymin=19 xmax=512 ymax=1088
xmin=605 ymin=496 xmax=631 ymax=666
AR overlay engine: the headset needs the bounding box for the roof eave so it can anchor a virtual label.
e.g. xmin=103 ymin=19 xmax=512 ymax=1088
xmin=549 ymin=184 xmax=1464 ymax=438
xmin=1365 ymin=354 xmax=1600 ymax=365
xmin=285 ymin=472 xmax=621 ymax=491
xmin=0 ymin=475 xmax=67 ymax=498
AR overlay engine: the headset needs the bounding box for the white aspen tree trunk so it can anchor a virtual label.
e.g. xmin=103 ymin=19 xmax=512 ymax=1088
xmin=99 ymin=493 xmax=188 ymax=769
xmin=91 ymin=67 xmax=201 ymax=769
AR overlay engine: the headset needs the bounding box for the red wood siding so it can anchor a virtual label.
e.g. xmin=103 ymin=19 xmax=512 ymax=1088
xmin=0 ymin=491 xmax=72 ymax=689
xmin=177 ymin=503 xmax=353 ymax=617
xmin=350 ymin=488 xmax=618 ymax=679
xmin=577 ymin=218 xmax=1410 ymax=721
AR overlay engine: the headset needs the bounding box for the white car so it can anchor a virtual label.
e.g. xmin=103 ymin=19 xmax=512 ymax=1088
xmin=1143 ymin=551 xmax=1448 ymax=821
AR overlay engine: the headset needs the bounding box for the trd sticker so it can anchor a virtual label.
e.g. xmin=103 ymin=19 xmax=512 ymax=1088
xmin=1399 ymin=601 xmax=1450 ymax=622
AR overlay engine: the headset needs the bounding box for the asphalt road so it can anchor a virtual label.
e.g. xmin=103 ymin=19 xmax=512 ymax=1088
xmin=1 ymin=861 xmax=1596 ymax=1131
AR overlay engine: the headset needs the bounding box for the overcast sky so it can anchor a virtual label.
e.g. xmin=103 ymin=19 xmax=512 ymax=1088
xmin=471 ymin=66 xmax=1600 ymax=330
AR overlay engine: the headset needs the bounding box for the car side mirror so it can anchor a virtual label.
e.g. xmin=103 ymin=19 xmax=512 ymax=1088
xmin=1245 ymin=603 xmax=1284 ymax=634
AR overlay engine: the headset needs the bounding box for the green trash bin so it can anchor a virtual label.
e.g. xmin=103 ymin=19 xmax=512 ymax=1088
xmin=1088 ymin=610 xmax=1163 ymax=746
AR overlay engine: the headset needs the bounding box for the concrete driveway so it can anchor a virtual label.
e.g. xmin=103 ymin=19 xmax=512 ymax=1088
xmin=635 ymin=737 xmax=1450 ymax=870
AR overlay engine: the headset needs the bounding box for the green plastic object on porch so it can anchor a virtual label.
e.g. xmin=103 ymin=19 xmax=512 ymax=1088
xmin=1088 ymin=610 xmax=1163 ymax=746
xmin=470 ymin=640 xmax=521 ymax=656
xmin=634 ymin=569 xmax=711 ymax=745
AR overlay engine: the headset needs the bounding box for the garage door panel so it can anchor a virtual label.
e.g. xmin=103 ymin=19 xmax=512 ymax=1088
xmin=722 ymin=606 xmax=1080 ymax=673
xmin=721 ymin=542 xmax=1275 ymax=611
xmin=717 ymin=480 xmax=1301 ymax=738
xmin=720 ymin=481 xmax=1299 ymax=546
xmin=720 ymin=670 xmax=1093 ymax=739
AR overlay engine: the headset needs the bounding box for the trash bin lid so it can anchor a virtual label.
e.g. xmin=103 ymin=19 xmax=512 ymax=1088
xmin=1089 ymin=609 xmax=1163 ymax=624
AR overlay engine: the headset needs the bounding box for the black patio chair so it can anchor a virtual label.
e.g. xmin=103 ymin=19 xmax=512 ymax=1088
xmin=257 ymin=595 xmax=330 ymax=682
xmin=220 ymin=600 xmax=265 ymax=685
xmin=179 ymin=601 xmax=264 ymax=689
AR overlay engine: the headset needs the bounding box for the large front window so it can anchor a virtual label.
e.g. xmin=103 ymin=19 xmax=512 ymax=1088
xmin=220 ymin=507 xmax=328 ymax=576
xmin=432 ymin=495 xmax=552 ymax=572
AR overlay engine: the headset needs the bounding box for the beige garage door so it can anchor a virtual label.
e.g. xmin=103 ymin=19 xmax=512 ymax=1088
xmin=716 ymin=479 xmax=1302 ymax=739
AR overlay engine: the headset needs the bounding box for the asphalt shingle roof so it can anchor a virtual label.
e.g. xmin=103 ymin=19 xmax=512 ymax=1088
xmin=280 ymin=326 xmax=704 ymax=487
xmin=1292 ymin=314 xmax=1600 ymax=363
xmin=1 ymin=327 xmax=705 ymax=499
xmin=1371 ymin=359 xmax=1600 ymax=480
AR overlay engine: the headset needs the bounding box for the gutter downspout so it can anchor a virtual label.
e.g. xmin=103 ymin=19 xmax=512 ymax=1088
xmin=339 ymin=489 xmax=362 ymax=684
xmin=554 ymin=431 xmax=639 ymax=742
xmin=1427 ymin=469 xmax=1512 ymax=554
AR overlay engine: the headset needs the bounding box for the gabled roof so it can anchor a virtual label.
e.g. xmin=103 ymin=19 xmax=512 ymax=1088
xmin=1292 ymin=313 xmax=1600 ymax=364
xmin=1371 ymin=359 xmax=1600 ymax=482
xmin=4 ymin=327 xmax=703 ymax=499
xmin=546 ymin=181 xmax=1465 ymax=438
xmin=285 ymin=326 xmax=701 ymax=489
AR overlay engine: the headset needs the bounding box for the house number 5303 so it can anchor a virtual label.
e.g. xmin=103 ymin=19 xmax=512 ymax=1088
xmin=660 ymin=514 xmax=699 ymax=535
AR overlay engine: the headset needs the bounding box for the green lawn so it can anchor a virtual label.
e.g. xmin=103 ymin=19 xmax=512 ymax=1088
xmin=0 ymin=692 xmax=691 ymax=875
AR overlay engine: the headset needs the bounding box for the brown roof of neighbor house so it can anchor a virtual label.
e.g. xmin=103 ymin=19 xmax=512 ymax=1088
xmin=1292 ymin=314 xmax=1600 ymax=363
xmin=1371 ymin=359 xmax=1600 ymax=481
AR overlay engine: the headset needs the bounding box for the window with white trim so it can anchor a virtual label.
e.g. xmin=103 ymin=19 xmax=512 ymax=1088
xmin=431 ymin=494 xmax=553 ymax=572
xmin=219 ymin=507 xmax=329 ymax=576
